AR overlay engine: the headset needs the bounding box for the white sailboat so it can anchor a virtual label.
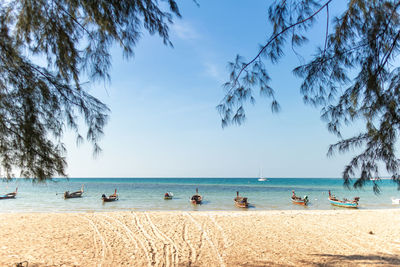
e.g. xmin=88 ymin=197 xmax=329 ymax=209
xmin=258 ymin=168 xmax=268 ymax=181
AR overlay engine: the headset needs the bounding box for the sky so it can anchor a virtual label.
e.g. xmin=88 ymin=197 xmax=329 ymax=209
xmin=63 ymin=0 xmax=362 ymax=178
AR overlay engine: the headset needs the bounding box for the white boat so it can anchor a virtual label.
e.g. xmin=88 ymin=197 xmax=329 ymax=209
xmin=391 ymin=197 xmax=400 ymax=204
xmin=258 ymin=168 xmax=268 ymax=181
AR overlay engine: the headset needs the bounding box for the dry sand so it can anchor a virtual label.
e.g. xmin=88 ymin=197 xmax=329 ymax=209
xmin=0 ymin=209 xmax=400 ymax=266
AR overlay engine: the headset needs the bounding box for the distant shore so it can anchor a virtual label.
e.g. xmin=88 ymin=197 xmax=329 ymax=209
xmin=1 ymin=209 xmax=399 ymax=266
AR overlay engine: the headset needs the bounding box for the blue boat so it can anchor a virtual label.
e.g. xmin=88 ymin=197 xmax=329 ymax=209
xmin=0 ymin=187 xmax=17 ymax=200
xmin=328 ymin=190 xmax=359 ymax=208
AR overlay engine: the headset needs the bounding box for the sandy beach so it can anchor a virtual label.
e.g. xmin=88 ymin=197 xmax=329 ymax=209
xmin=0 ymin=209 xmax=399 ymax=266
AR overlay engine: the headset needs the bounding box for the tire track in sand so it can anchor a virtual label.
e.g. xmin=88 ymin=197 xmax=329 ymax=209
xmin=92 ymin=213 xmax=119 ymax=266
xmin=184 ymin=212 xmax=225 ymax=267
xmin=182 ymin=215 xmax=196 ymax=266
xmin=78 ymin=214 xmax=99 ymax=263
xmin=145 ymin=212 xmax=179 ymax=267
xmin=142 ymin=213 xmax=170 ymax=267
xmin=97 ymin=213 xmax=139 ymax=263
xmin=131 ymin=212 xmax=159 ymax=266
xmin=83 ymin=215 xmax=108 ymax=267
xmin=90 ymin=213 xmax=117 ymax=265
xmin=103 ymin=213 xmax=140 ymax=252
xmin=194 ymin=225 xmax=205 ymax=264
xmin=107 ymin=212 xmax=153 ymax=267
xmin=114 ymin=213 xmax=153 ymax=267
xmin=209 ymin=215 xmax=232 ymax=258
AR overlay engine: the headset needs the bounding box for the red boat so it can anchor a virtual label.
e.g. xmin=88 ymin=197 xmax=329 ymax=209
xmin=164 ymin=192 xmax=173 ymax=200
xmin=291 ymin=190 xmax=309 ymax=205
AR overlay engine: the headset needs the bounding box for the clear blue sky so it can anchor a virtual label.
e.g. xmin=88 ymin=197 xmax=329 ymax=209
xmin=63 ymin=0 xmax=362 ymax=178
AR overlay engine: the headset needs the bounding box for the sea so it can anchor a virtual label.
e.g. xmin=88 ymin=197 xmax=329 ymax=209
xmin=0 ymin=178 xmax=399 ymax=213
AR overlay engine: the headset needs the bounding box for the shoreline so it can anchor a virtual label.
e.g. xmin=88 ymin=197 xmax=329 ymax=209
xmin=1 ymin=210 xmax=399 ymax=266
xmin=0 ymin=205 xmax=398 ymax=214
xmin=0 ymin=207 xmax=399 ymax=214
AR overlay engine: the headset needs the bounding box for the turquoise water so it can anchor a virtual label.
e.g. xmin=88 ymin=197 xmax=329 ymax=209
xmin=0 ymin=178 xmax=399 ymax=212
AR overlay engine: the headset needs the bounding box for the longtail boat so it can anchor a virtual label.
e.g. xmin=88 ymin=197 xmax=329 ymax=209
xmin=102 ymin=189 xmax=118 ymax=202
xmin=291 ymin=190 xmax=309 ymax=205
xmin=328 ymin=190 xmax=359 ymax=208
xmin=234 ymin=191 xmax=249 ymax=208
xmin=0 ymin=187 xmax=17 ymax=199
xmin=190 ymin=188 xmax=202 ymax=204
xmin=164 ymin=192 xmax=174 ymax=200
xmin=64 ymin=185 xmax=84 ymax=199
xmin=392 ymin=197 xmax=400 ymax=205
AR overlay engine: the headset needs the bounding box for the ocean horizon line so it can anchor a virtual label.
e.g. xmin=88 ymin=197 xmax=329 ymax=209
xmin=44 ymin=176 xmax=393 ymax=180
xmin=48 ymin=176 xmax=344 ymax=179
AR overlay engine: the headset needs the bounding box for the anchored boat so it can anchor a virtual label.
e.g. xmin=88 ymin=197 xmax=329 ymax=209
xmin=190 ymin=188 xmax=202 ymax=204
xmin=391 ymin=197 xmax=400 ymax=204
xmin=164 ymin=192 xmax=174 ymax=200
xmin=0 ymin=187 xmax=17 ymax=199
xmin=234 ymin=191 xmax=249 ymax=208
xmin=102 ymin=189 xmax=118 ymax=202
xmin=64 ymin=185 xmax=84 ymax=199
xmin=291 ymin=190 xmax=309 ymax=205
xmin=258 ymin=168 xmax=268 ymax=181
xmin=328 ymin=190 xmax=359 ymax=208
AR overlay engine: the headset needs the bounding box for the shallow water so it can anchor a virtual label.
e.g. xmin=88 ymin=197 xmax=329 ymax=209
xmin=0 ymin=178 xmax=399 ymax=212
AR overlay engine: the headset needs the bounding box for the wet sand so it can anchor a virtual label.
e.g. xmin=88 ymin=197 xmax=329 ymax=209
xmin=0 ymin=209 xmax=400 ymax=266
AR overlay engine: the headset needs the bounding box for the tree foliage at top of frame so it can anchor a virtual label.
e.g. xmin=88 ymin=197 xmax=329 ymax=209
xmin=218 ymin=0 xmax=400 ymax=192
xmin=0 ymin=0 xmax=180 ymax=181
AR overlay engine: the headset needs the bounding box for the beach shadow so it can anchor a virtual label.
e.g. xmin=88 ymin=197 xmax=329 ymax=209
xmin=101 ymin=200 xmax=119 ymax=205
xmin=300 ymin=253 xmax=400 ymax=266
xmin=243 ymin=254 xmax=400 ymax=266
xmin=246 ymin=203 xmax=257 ymax=209
xmin=189 ymin=200 xmax=210 ymax=210
xmin=161 ymin=196 xmax=188 ymax=200
xmin=13 ymin=260 xmax=76 ymax=267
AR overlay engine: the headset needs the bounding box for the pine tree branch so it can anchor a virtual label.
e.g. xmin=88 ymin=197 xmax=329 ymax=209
xmin=230 ymin=0 xmax=333 ymax=89
xmin=55 ymin=2 xmax=92 ymax=38
xmin=0 ymin=119 xmax=62 ymax=174
xmin=378 ymin=30 xmax=400 ymax=74
xmin=323 ymin=4 xmax=329 ymax=56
